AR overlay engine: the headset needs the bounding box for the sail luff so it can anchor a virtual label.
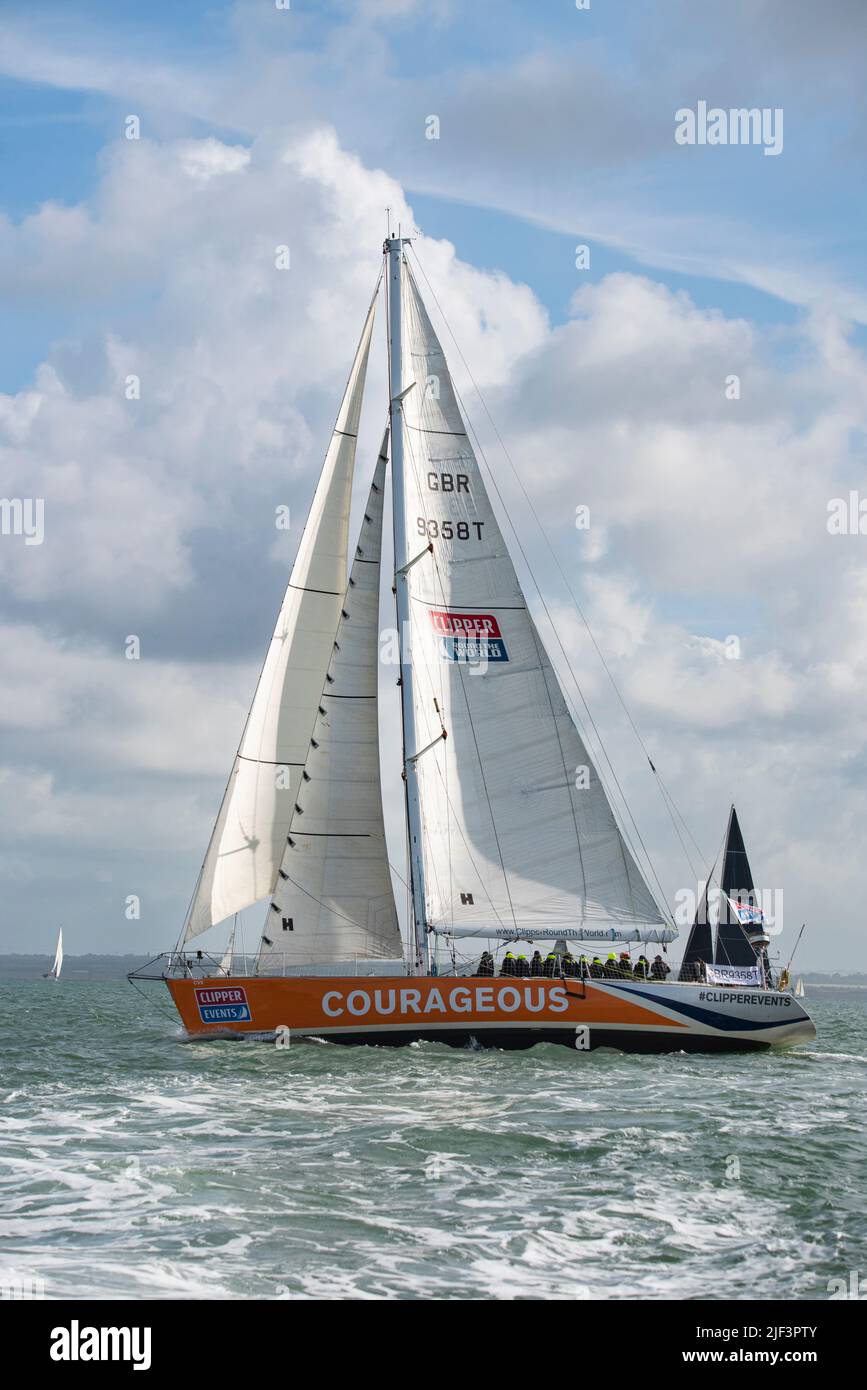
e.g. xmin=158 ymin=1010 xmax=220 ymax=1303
xmin=183 ymin=285 xmax=379 ymax=942
xmin=256 ymin=435 xmax=403 ymax=971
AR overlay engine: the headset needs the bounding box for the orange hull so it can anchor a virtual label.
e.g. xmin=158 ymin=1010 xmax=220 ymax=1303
xmin=166 ymin=974 xmax=687 ymax=1049
xmin=162 ymin=972 xmax=816 ymax=1051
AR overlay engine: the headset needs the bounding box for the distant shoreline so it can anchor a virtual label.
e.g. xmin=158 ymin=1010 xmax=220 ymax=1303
xmin=0 ymin=954 xmax=153 ymax=981
xmin=1 ymin=955 xmax=866 ymax=992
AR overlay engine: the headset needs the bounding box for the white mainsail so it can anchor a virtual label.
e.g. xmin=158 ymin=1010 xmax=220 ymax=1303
xmin=396 ymin=256 xmax=667 ymax=938
xmin=258 ymin=437 xmax=403 ymax=971
xmin=183 ymin=292 xmax=378 ymax=942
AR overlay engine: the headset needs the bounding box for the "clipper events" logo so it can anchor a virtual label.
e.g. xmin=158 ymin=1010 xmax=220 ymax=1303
xmin=194 ymin=986 xmax=252 ymax=1023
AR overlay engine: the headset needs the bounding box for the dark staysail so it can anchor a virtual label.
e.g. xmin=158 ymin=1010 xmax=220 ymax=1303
xmin=714 ymin=806 xmax=765 ymax=967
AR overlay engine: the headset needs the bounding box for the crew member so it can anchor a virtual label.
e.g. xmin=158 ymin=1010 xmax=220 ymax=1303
xmin=500 ymin=951 xmax=517 ymax=977
xmin=590 ymin=957 xmax=605 ymax=978
xmin=650 ymin=954 xmax=671 ymax=981
xmin=603 ymin=952 xmax=620 ymax=979
xmin=530 ymin=950 xmax=544 ymax=977
xmin=516 ymin=953 xmax=530 ymax=978
xmin=476 ymin=951 xmax=494 ymax=977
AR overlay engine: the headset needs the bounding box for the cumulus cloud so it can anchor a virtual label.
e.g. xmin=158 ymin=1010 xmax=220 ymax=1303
xmin=1 ymin=120 xmax=865 ymax=966
xmin=2 ymin=1 xmax=865 ymax=320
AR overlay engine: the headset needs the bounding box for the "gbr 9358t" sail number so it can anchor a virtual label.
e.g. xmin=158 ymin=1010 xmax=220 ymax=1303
xmin=417 ymin=518 xmax=485 ymax=540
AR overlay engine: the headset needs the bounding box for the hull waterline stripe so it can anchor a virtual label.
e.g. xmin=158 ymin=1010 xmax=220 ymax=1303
xmin=612 ymin=983 xmax=803 ymax=1032
xmin=182 ymin=1017 xmax=808 ymax=1037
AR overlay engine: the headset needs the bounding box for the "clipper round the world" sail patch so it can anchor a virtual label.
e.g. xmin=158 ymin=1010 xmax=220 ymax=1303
xmin=430 ymin=610 xmax=509 ymax=663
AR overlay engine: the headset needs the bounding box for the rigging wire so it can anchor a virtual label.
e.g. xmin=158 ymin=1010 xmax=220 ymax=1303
xmin=407 ymin=244 xmax=676 ymax=924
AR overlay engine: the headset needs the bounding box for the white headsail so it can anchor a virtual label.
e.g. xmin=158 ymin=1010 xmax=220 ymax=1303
xmin=183 ymin=289 xmax=379 ymax=941
xmin=396 ymin=256 xmax=667 ymax=939
xmin=258 ymin=437 xmax=403 ymax=970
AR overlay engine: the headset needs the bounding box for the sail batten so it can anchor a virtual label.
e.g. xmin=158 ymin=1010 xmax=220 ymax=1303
xmin=183 ymin=289 xmax=379 ymax=942
xmin=395 ymin=257 xmax=666 ymax=937
xmin=257 ymin=436 xmax=403 ymax=971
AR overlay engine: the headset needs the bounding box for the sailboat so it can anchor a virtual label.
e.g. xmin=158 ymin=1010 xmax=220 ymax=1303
xmin=44 ymin=927 xmax=63 ymax=981
xmin=794 ymin=977 xmax=806 ymax=998
xmin=134 ymin=238 xmax=815 ymax=1052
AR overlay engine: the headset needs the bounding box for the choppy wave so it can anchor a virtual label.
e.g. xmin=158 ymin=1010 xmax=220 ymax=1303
xmin=0 ymin=982 xmax=864 ymax=1300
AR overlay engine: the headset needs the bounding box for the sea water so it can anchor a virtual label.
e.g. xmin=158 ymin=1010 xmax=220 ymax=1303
xmin=0 ymin=982 xmax=864 ymax=1300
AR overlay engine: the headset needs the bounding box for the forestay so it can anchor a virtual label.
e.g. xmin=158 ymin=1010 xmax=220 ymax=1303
xmin=396 ymin=258 xmax=666 ymax=937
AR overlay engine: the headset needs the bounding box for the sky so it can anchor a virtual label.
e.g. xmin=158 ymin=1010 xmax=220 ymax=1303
xmin=1 ymin=0 xmax=865 ymax=970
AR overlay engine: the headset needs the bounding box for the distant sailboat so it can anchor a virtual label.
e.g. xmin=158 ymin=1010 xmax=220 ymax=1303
xmin=794 ymin=976 xmax=806 ymax=998
xmin=44 ymin=927 xmax=63 ymax=980
xmin=133 ymin=238 xmax=816 ymax=1053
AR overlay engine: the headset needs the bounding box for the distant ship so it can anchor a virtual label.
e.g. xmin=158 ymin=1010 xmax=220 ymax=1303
xmin=132 ymin=237 xmax=815 ymax=1053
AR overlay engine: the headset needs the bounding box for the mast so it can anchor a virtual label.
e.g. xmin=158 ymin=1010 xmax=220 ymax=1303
xmin=387 ymin=236 xmax=429 ymax=974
